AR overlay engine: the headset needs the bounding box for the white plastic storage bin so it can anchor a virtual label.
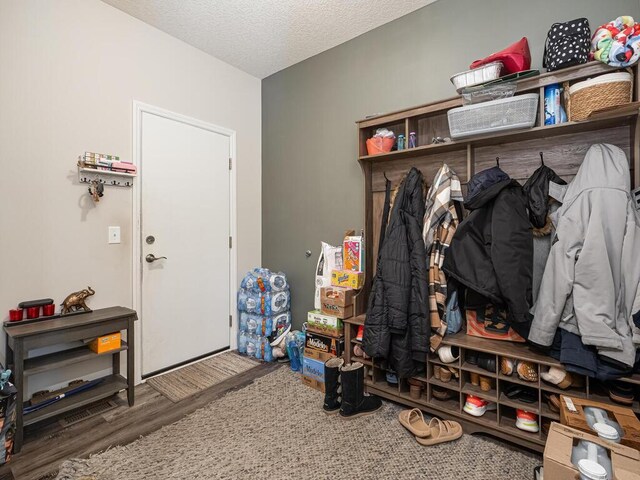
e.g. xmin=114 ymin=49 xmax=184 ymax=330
xmin=448 ymin=93 xmax=539 ymax=139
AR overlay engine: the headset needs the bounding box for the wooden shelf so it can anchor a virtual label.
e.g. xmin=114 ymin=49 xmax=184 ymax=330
xmin=429 ymin=377 xmax=460 ymax=391
xmin=428 ymin=355 xmax=460 ymax=367
xmin=24 ymin=342 xmax=128 ymax=376
xmin=540 ymin=402 xmax=560 ymax=421
xmin=444 ymin=333 xmax=563 ymax=368
xmin=499 ymin=414 xmax=542 ymax=442
xmin=343 ymin=315 xmax=365 ymax=326
xmin=460 ymin=361 xmax=496 ymax=378
xmin=23 ymin=374 xmax=127 ymax=427
xmin=498 ymin=372 xmax=538 ymax=388
xmin=498 ymin=392 xmax=540 ymax=414
xmin=351 ymin=355 xmax=372 ymax=366
xmin=359 ymin=110 xmax=637 ymax=163
xmin=462 ymin=381 xmax=497 ymax=401
xmin=539 ymin=382 xmax=587 ymax=399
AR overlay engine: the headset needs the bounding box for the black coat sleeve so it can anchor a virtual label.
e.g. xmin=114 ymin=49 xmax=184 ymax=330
xmin=490 ymin=188 xmax=533 ymax=326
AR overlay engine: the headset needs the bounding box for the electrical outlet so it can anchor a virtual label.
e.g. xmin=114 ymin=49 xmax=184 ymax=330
xmin=108 ymin=226 xmax=121 ymax=244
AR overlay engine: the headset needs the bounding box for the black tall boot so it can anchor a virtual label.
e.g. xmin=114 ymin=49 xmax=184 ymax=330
xmin=323 ymin=357 xmax=344 ymax=414
xmin=340 ymin=362 xmax=382 ymax=418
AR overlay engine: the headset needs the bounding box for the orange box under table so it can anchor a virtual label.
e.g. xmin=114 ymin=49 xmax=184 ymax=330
xmin=88 ymin=332 xmax=121 ymax=354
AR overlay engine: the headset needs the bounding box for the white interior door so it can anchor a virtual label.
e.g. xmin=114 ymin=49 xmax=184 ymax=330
xmin=140 ymin=110 xmax=231 ymax=377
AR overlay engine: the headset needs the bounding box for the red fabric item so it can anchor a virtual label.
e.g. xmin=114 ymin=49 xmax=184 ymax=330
xmin=470 ymin=37 xmax=531 ymax=74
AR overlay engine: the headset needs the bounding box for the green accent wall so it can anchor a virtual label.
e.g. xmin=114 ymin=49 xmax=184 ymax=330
xmin=262 ymin=0 xmax=640 ymax=328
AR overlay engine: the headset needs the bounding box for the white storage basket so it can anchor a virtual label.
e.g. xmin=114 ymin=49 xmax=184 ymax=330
xmin=448 ymin=93 xmax=539 ymax=139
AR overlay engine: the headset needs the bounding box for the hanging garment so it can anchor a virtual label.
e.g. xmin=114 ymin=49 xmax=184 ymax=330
xmin=363 ymin=168 xmax=429 ymax=378
xmin=443 ymin=166 xmax=533 ymax=338
xmin=422 ymin=164 xmax=464 ymax=352
xmin=522 ymin=162 xmax=566 ymax=302
xmin=530 ymin=144 xmax=640 ymax=368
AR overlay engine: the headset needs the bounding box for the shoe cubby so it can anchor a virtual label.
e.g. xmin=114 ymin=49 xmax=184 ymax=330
xmin=358 ymin=120 xmax=406 ymax=158
xmin=461 ymin=370 xmax=498 ymax=401
xmin=498 ymin=379 xmax=540 ymax=414
xmin=498 ymin=405 xmax=541 ymax=441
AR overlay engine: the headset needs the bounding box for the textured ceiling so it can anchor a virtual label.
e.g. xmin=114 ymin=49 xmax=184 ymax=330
xmin=101 ymin=0 xmax=437 ymax=78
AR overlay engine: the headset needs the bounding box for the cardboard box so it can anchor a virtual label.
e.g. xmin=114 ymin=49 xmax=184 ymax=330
xmin=301 ymin=374 xmax=325 ymax=393
xmin=320 ymin=286 xmax=355 ymax=307
xmin=331 ymin=270 xmax=364 ymax=289
xmin=343 ymin=235 xmax=364 ymax=272
xmin=305 ymin=331 xmax=345 ymax=356
xmin=320 ymin=302 xmax=353 ymax=319
xmin=560 ymin=395 xmax=640 ymax=451
xmin=544 ymin=422 xmax=640 ymax=480
xmin=307 ymin=310 xmax=344 ymax=338
xmin=88 ymin=332 xmax=121 ymax=354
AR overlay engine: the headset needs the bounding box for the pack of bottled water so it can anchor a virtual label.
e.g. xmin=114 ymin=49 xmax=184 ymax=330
xmin=237 ymin=269 xmax=291 ymax=362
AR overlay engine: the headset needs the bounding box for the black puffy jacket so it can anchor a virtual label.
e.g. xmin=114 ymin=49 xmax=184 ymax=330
xmin=363 ymin=167 xmax=429 ymax=378
xmin=443 ymin=167 xmax=533 ymax=335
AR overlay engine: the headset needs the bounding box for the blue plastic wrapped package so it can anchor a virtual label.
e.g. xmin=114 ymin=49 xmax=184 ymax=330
xmin=240 ymin=268 xmax=289 ymax=293
xmin=237 ymin=331 xmax=248 ymax=354
xmin=239 ymin=312 xmax=260 ymax=334
xmin=237 ymin=289 xmax=290 ymax=316
xmin=246 ymin=334 xmax=258 ymax=358
xmin=262 ymin=337 xmax=273 ymax=362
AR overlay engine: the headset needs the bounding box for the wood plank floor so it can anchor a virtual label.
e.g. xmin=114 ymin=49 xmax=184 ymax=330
xmin=0 ymin=362 xmax=279 ymax=480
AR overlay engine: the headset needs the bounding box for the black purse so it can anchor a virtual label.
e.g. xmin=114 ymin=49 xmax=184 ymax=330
xmin=543 ymin=18 xmax=591 ymax=72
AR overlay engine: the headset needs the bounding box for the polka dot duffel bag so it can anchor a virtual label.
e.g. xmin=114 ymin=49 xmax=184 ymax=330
xmin=543 ymin=18 xmax=591 ymax=72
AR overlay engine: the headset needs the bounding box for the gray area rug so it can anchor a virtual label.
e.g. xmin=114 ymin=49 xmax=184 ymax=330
xmin=146 ymin=350 xmax=259 ymax=402
xmin=57 ymin=367 xmax=541 ymax=479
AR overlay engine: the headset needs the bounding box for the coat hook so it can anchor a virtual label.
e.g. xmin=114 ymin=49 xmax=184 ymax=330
xmin=539 ymin=151 xmax=544 ymax=166
xmin=496 ymin=156 xmax=500 ymax=168
xmin=383 ymin=171 xmax=390 ymax=182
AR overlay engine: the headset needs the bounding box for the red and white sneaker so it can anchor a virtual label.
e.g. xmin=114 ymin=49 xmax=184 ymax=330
xmin=463 ymin=395 xmax=496 ymax=417
xmin=516 ymin=409 xmax=539 ymax=432
xmin=356 ymin=325 xmax=364 ymax=342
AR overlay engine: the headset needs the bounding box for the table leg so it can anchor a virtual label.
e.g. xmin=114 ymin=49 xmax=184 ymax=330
xmin=13 ymin=340 xmax=24 ymax=454
xmin=127 ymin=317 xmax=135 ymax=407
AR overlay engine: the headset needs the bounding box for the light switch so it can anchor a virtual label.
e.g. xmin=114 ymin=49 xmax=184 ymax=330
xmin=108 ymin=226 xmax=121 ymax=244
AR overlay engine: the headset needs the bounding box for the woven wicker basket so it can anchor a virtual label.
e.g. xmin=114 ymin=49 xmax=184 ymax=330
xmin=567 ymin=71 xmax=632 ymax=121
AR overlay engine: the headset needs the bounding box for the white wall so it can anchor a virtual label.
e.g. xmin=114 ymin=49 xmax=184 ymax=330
xmin=0 ymin=0 xmax=261 ymax=397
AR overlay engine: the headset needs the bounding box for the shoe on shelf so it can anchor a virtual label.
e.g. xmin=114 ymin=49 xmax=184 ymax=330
xmin=439 ymin=366 xmax=452 ymax=383
xmin=608 ymin=381 xmax=635 ymax=406
xmin=466 ymin=351 xmax=479 ymax=365
xmin=433 ymin=365 xmax=442 ymax=381
xmin=500 ymin=357 xmax=514 ymax=376
xmin=386 ymin=369 xmax=398 ymax=388
xmin=432 ymin=387 xmax=453 ymax=401
xmin=340 ymin=362 xmax=382 ymax=419
xmin=540 ymin=367 xmax=573 ymax=390
xmin=479 ymin=376 xmax=494 ymax=392
xmin=516 ymin=360 xmax=539 ymax=382
xmin=463 ymin=395 xmax=496 ymax=417
xmin=516 ymin=409 xmax=539 ymax=433
xmin=355 ymin=325 xmax=364 ymax=342
xmin=437 ymin=346 xmax=459 ymax=364
xmin=470 ymin=372 xmax=480 ymax=386
xmin=544 ymin=393 xmax=561 ymax=413
xmin=477 ymin=354 xmax=497 ymax=373
xmin=353 ymin=344 xmax=369 ymax=359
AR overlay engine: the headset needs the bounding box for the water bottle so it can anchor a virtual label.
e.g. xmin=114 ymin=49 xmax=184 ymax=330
xmin=287 ymin=339 xmax=301 ymax=372
xmin=246 ymin=334 xmax=257 ymax=357
xmin=254 ymin=336 xmax=263 ymax=360
xmin=238 ymin=331 xmax=248 ymax=355
xmin=239 ymin=312 xmax=248 ymax=333
xmin=397 ymin=134 xmax=405 ymax=150
xmin=263 ymin=337 xmax=273 ymax=362
xmin=266 ymin=317 xmax=273 ymax=336
xmin=408 ymin=131 xmax=417 ymax=148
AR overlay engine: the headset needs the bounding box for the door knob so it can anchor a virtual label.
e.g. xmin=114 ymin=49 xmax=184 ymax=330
xmin=146 ymin=254 xmax=167 ymax=263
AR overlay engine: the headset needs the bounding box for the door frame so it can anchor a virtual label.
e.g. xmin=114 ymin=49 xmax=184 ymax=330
xmin=131 ymin=101 xmax=237 ymax=384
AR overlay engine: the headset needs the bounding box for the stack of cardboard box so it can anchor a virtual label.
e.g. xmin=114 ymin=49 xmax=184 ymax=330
xmin=303 ymin=232 xmax=363 ymax=392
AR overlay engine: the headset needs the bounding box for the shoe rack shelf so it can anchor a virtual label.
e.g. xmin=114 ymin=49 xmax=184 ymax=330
xmin=344 ymin=316 xmax=640 ymax=453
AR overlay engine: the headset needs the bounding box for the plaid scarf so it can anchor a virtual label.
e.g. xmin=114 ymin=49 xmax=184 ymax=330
xmin=423 ymin=164 xmax=464 ymax=352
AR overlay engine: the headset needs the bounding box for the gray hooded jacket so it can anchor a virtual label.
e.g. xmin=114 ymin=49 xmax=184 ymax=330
xmin=529 ymin=144 xmax=640 ymax=367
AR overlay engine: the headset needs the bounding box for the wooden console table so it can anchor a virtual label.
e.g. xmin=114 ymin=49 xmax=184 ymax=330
xmin=4 ymin=306 xmax=137 ymax=452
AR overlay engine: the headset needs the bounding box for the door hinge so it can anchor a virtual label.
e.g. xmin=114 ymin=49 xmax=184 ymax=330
xmin=228 ymin=157 xmax=232 ymax=170
xmin=229 ymin=315 xmax=233 ymax=327
xmin=229 ymin=236 xmax=232 ymax=248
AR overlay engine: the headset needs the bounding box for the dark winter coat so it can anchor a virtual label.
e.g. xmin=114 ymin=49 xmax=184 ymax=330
xmin=443 ymin=167 xmax=533 ymax=336
xmin=363 ymin=167 xmax=429 ymax=378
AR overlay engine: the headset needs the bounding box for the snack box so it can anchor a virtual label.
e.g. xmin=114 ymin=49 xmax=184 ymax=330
xmin=343 ymin=235 xmax=364 ymax=272
xmin=331 ymin=270 xmax=363 ymax=289
xmin=320 ymin=302 xmax=353 ymax=320
xmin=320 ymin=286 xmax=354 ymax=307
xmin=544 ymin=422 xmax=640 ymax=480
xmin=88 ymin=332 xmax=121 ymax=354
xmin=305 ymin=331 xmax=345 ymax=357
xmin=559 ymin=395 xmax=640 ymax=451
xmin=307 ymin=310 xmax=344 ymax=338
